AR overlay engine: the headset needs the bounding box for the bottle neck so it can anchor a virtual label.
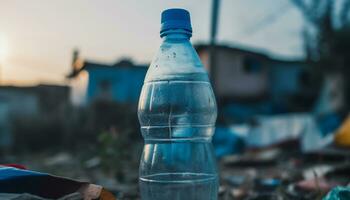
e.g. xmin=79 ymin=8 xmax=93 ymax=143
xmin=161 ymin=29 xmax=191 ymax=41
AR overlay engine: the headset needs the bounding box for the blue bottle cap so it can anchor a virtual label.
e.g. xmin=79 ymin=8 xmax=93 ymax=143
xmin=160 ymin=8 xmax=192 ymax=37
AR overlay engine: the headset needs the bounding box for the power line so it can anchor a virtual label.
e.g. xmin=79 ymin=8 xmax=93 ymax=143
xmin=237 ymin=2 xmax=292 ymax=38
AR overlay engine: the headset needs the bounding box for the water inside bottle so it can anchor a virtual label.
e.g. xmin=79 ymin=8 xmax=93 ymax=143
xmin=140 ymin=172 xmax=218 ymax=200
xmin=138 ymin=9 xmax=218 ymax=199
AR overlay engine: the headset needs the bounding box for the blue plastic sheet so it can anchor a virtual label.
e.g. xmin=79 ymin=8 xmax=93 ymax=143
xmin=213 ymin=126 xmax=244 ymax=158
xmin=323 ymin=186 xmax=350 ymax=200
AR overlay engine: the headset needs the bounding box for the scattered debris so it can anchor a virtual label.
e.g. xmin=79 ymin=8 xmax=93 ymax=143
xmin=0 ymin=167 xmax=117 ymax=200
xmin=84 ymin=157 xmax=101 ymax=169
xmin=3 ymin=112 xmax=350 ymax=199
xmin=222 ymin=148 xmax=281 ymax=167
xmin=44 ymin=152 xmax=73 ymax=167
xmin=296 ymin=177 xmax=338 ymax=193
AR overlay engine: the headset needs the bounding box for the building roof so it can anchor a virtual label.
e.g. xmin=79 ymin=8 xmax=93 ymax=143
xmin=67 ymin=58 xmax=148 ymax=78
xmin=195 ymin=44 xmax=269 ymax=60
xmin=195 ymin=43 xmax=305 ymax=65
xmin=0 ymin=84 xmax=69 ymax=90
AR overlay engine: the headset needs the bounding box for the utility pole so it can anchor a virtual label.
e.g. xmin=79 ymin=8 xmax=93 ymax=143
xmin=210 ymin=0 xmax=220 ymax=46
xmin=209 ymin=0 xmax=221 ymax=101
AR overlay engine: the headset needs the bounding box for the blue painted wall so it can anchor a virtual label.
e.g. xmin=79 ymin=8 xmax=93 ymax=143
xmin=85 ymin=66 xmax=147 ymax=104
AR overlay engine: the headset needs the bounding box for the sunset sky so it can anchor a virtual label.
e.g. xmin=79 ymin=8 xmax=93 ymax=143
xmin=0 ymin=0 xmax=304 ymax=85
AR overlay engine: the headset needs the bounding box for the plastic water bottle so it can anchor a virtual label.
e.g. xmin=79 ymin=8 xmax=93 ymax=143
xmin=138 ymin=8 xmax=218 ymax=200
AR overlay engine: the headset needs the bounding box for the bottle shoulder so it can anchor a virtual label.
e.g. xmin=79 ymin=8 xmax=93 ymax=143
xmin=144 ymin=40 xmax=209 ymax=82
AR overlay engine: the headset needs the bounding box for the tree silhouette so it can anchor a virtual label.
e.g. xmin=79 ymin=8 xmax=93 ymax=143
xmin=291 ymin=0 xmax=350 ymax=107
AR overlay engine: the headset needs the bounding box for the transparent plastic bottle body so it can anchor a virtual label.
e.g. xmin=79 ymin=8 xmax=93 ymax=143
xmin=138 ymin=31 xmax=218 ymax=200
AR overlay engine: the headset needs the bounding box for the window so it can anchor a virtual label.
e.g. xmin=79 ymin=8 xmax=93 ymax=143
xmin=243 ymin=57 xmax=262 ymax=73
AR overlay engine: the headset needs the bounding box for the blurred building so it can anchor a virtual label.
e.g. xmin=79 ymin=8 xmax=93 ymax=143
xmin=67 ymin=51 xmax=147 ymax=105
xmin=0 ymin=84 xmax=70 ymax=149
xmin=196 ymin=44 xmax=307 ymax=101
xmin=0 ymin=84 xmax=69 ymax=116
xmin=196 ymin=44 xmax=314 ymax=120
xmin=68 ymin=46 xmax=315 ymax=120
xmin=0 ymin=86 xmax=39 ymax=117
